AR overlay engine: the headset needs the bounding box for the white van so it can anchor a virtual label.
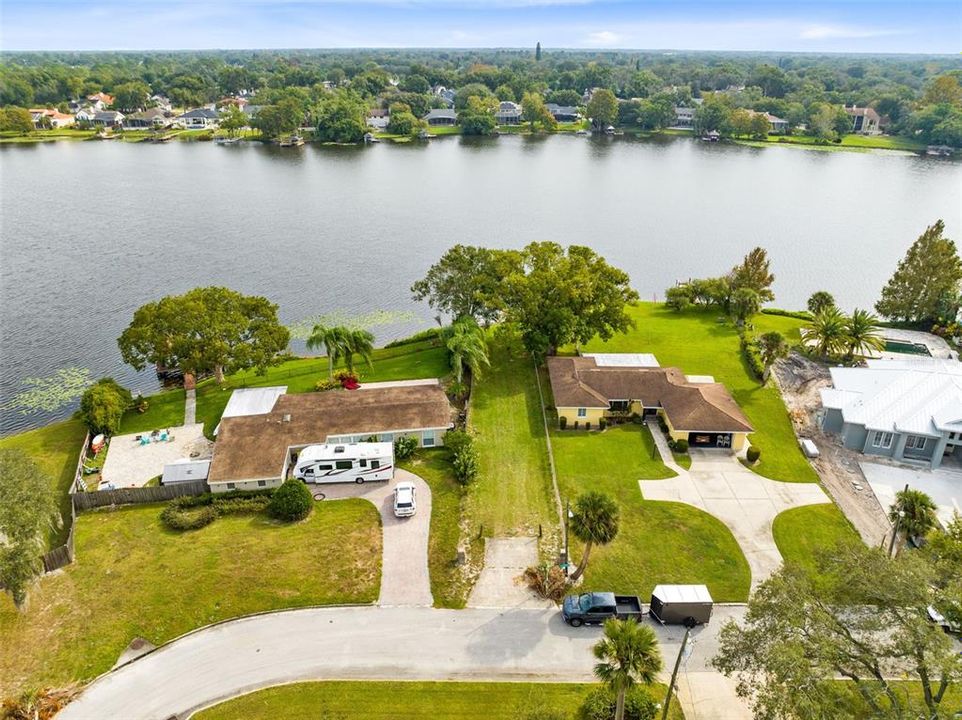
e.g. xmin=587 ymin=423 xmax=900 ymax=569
xmin=293 ymin=442 xmax=394 ymax=484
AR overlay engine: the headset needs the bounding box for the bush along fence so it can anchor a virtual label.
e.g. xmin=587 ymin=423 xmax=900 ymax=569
xmin=41 ymin=480 xmax=210 ymax=573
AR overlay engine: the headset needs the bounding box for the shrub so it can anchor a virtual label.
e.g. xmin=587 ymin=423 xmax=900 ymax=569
xmin=658 ymin=418 xmax=669 ymax=434
xmin=764 ymin=307 xmax=814 ymax=321
xmin=629 ymin=412 xmax=641 ymax=424
xmin=452 ymin=446 xmax=479 ymax=486
xmin=746 ymin=446 xmax=761 ymax=463
xmin=333 ymin=369 xmax=359 ymax=383
xmin=578 ymin=687 xmax=658 ymax=720
xmin=523 ymin=563 xmax=568 ymax=602
xmin=559 ymin=416 xmax=568 ymax=430
xmin=739 ymin=331 xmax=766 ymax=381
xmin=267 ymin=479 xmax=313 ymax=522
xmin=598 ymin=417 xmax=607 ymax=430
xmin=444 ymin=429 xmax=473 ymax=457
xmin=674 ymin=438 xmax=689 ymax=453
xmin=160 ymin=490 xmax=275 ymax=530
xmin=79 ymin=378 xmax=133 ymax=435
xmin=665 ymin=285 xmax=693 ymax=312
xmin=314 ymin=377 xmax=340 ymax=392
xmin=384 ymin=328 xmax=442 ymax=348
xmin=134 ymin=394 xmax=149 ymax=413
xmin=574 ymin=421 xmax=580 ymax=430
xmin=585 ymin=421 xmax=591 ymax=430
xmin=161 ymin=502 xmax=217 ymax=531
xmin=394 ymin=435 xmax=418 ymax=460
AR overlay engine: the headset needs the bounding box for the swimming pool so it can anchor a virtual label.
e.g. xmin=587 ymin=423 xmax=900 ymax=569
xmin=884 ymin=339 xmax=932 ymax=356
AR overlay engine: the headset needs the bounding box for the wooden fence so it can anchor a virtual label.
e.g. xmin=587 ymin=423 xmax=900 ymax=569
xmin=42 ymin=497 xmax=76 ymax=573
xmin=70 ymin=430 xmax=92 ymax=494
xmin=71 ymin=480 xmax=209 ymax=511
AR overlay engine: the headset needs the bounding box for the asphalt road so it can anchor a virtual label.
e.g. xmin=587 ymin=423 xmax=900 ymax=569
xmin=58 ymin=605 xmax=750 ymax=720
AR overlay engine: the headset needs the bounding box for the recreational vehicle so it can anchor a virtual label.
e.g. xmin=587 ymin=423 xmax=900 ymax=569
xmin=292 ymin=442 xmax=394 ymax=484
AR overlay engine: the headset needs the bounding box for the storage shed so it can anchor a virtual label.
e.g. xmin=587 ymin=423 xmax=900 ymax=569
xmin=650 ymin=584 xmax=713 ymax=626
xmin=161 ymin=459 xmax=211 ymax=485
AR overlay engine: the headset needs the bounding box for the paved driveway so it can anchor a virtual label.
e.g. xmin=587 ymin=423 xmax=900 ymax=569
xmin=468 ymin=537 xmax=554 ymax=609
xmin=860 ymin=460 xmax=962 ymax=528
xmin=57 ymin=604 xmax=751 ymax=720
xmin=641 ymin=441 xmax=829 ymax=588
xmin=321 ymin=468 xmax=433 ymax=607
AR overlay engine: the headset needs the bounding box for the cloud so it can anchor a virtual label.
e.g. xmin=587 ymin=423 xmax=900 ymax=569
xmin=583 ymin=30 xmax=622 ymax=46
xmin=799 ymin=24 xmax=904 ymax=40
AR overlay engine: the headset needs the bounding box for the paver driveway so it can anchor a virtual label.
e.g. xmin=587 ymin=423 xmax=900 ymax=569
xmin=321 ymin=468 xmax=433 ymax=606
xmin=641 ymin=435 xmax=829 ymax=587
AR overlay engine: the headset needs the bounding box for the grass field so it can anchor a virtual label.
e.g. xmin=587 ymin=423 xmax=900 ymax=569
xmin=734 ymin=133 xmax=927 ymax=153
xmin=119 ymin=387 xmax=186 ymax=434
xmin=753 ymin=311 xmax=809 ymax=345
xmin=399 ymin=450 xmax=483 ymax=608
xmin=552 ymin=423 xmax=751 ymax=601
xmin=0 ymin=418 xmax=87 ymax=547
xmin=194 ymin=339 xmax=449 ymax=437
xmin=772 ymin=504 xmax=860 ymax=576
xmin=0 ymin=500 xmax=381 ymax=696
xmin=195 ymin=680 xmax=684 ymax=720
xmin=576 ymin=303 xmax=819 ymax=484
xmin=466 ymin=332 xmax=558 ymax=540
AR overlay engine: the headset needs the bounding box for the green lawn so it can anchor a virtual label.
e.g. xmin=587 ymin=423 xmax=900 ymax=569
xmin=552 ymin=424 xmax=751 ymax=601
xmin=466 ymin=332 xmax=558 ymax=540
xmin=195 ymin=681 xmax=684 ymax=720
xmin=733 ymin=133 xmax=926 ymax=153
xmin=399 ymin=450 xmax=483 ymax=608
xmin=772 ymin=504 xmax=860 ymax=576
xmin=753 ymin=312 xmax=809 ymax=345
xmin=120 ymin=387 xmax=186 ymax=435
xmin=195 ymin=339 xmax=449 ymax=437
xmin=0 ymin=419 xmax=87 ymax=548
xmin=826 ymin=681 xmax=962 ymax=718
xmin=0 ymin=500 xmax=381 ymax=696
xmin=577 ymin=303 xmax=819 ymax=484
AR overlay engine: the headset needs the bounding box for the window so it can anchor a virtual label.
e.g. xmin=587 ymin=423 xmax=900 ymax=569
xmin=335 ymin=460 xmax=353 ymax=470
xmin=257 ymin=480 xmax=267 ymax=487
xmin=577 ymin=408 xmax=587 ymax=418
xmin=360 ymin=459 xmax=367 ymax=467
xmin=227 ymin=483 xmax=236 ymax=490
xmin=318 ymin=464 xmax=333 ymax=470
xmin=303 ymin=467 xmax=314 ymax=476
xmin=423 ymin=430 xmax=436 ymax=447
xmin=371 ymin=460 xmax=380 ymax=469
xmin=905 ymin=435 xmax=927 ymax=451
xmin=872 ymin=431 xmax=893 ymax=449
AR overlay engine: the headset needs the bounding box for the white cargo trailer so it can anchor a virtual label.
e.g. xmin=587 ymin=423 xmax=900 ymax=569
xmin=292 ymin=442 xmax=394 ymax=484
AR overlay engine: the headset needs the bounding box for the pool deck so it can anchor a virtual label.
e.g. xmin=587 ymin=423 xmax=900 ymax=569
xmin=868 ymin=328 xmax=957 ymax=361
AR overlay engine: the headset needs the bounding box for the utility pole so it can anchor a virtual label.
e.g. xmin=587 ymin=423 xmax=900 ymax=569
xmin=563 ymin=498 xmax=571 ymax=576
xmin=887 ymin=483 xmax=909 ymax=558
xmin=662 ymin=628 xmax=691 ymax=720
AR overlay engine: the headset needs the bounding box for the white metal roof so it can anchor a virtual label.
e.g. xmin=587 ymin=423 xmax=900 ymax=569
xmin=298 ymin=442 xmax=394 ymax=461
xmin=161 ymin=459 xmax=211 ymax=484
xmin=214 ymin=386 xmax=288 ymax=435
xmin=585 ymin=353 xmax=660 ymax=368
xmin=652 ymin=584 xmax=713 ymax=604
xmin=823 ymin=359 xmax=962 ymax=436
xmin=685 ymin=374 xmax=715 ymax=384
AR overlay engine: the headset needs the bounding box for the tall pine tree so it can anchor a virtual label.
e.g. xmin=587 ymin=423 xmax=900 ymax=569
xmin=535 ymin=42 xmax=542 ymax=61
xmin=875 ymin=220 xmax=962 ymax=324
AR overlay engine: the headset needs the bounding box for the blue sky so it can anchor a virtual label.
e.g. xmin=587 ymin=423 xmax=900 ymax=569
xmin=3 ymin=0 xmax=960 ymax=53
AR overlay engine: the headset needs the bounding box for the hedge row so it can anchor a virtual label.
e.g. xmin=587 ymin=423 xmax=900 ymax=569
xmin=161 ymin=489 xmax=275 ymax=531
xmin=761 ymin=308 xmax=813 ymax=321
xmin=739 ymin=331 xmax=766 ymax=381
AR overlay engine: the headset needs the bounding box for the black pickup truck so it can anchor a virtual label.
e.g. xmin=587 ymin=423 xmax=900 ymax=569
xmin=561 ymin=592 xmax=644 ymax=627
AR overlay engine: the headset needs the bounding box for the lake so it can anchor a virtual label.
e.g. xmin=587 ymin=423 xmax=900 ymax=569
xmin=1 ymin=134 xmax=960 ymax=434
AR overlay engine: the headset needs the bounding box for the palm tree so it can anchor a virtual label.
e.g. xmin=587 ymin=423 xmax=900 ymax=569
xmin=843 ymin=308 xmax=885 ymax=361
xmin=569 ymin=491 xmax=620 ymax=583
xmin=306 ymin=324 xmax=350 ymax=378
xmin=890 ymin=488 xmax=938 ymax=544
xmin=757 ymin=331 xmax=789 ymax=382
xmin=801 ymin=306 xmax=848 ymax=359
xmin=341 ymin=328 xmax=375 ymax=376
xmin=593 ymin=618 xmax=663 ymax=720
xmin=444 ymin=317 xmax=489 ymax=384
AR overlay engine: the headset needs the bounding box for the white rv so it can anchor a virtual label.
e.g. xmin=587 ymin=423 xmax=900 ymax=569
xmin=292 ymin=442 xmax=394 ymax=484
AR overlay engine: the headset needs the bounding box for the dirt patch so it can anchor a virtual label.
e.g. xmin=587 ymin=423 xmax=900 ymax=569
xmin=773 ymin=353 xmax=891 ymax=546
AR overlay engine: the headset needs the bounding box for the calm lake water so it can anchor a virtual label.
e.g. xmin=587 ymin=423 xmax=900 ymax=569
xmin=2 ymin=135 xmax=960 ymax=434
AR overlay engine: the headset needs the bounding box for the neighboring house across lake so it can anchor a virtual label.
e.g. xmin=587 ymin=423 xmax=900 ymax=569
xmin=495 ymin=101 xmax=522 ymax=125
xmin=208 ymin=381 xmax=454 ymax=492
xmin=673 ymin=106 xmax=695 ymax=128
xmin=150 ymin=95 xmax=173 ymax=112
xmin=91 ymin=111 xmax=125 ymax=128
xmin=423 ymin=108 xmax=457 ymax=126
xmin=86 ymin=92 xmax=114 ymax=109
xmin=845 ymin=106 xmax=882 ymax=135
xmin=433 ymin=86 xmax=456 ymax=107
xmin=124 ymin=108 xmax=170 ymax=129
xmin=748 ymin=110 xmax=789 ymax=134
xmin=178 ymin=107 xmax=221 ymax=128
xmin=547 ymin=353 xmax=753 ymax=451
xmin=29 ymin=108 xmax=75 ymax=128
xmin=546 ymin=104 xmax=580 ymax=122
xmin=820 ymin=358 xmax=962 ymax=470
xmin=366 ymin=108 xmax=390 ymax=130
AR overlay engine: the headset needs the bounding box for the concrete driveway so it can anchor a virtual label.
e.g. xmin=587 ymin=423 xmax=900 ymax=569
xmin=468 ymin=537 xmax=554 ymax=609
xmin=641 ymin=439 xmax=829 ymax=588
xmin=860 ymin=460 xmax=962 ymax=528
xmin=320 ymin=468 xmax=432 ymax=607
xmin=57 ymin=604 xmax=751 ymax=720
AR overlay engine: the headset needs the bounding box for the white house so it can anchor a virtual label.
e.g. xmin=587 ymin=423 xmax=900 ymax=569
xmin=495 ymin=101 xmax=522 ymax=125
xmin=366 ymin=108 xmax=390 ymax=130
xmin=178 ymin=108 xmax=220 ymax=128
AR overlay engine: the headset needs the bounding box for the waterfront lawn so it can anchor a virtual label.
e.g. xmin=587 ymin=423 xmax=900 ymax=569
xmin=577 ymin=303 xmax=819 ymax=484
xmin=466 ymin=332 xmax=558 ymax=539
xmin=120 ymin=387 xmax=186 ymax=434
xmin=195 ymin=681 xmax=684 ymax=720
xmin=194 ymin=339 xmax=449 ymax=437
xmin=552 ymin=424 xmax=751 ymax=601
xmin=399 ymin=450 xmax=483 ymax=609
xmin=772 ymin=504 xmax=860 ymax=576
xmin=0 ymin=500 xmax=381 ymax=697
xmin=754 ymin=312 xmax=809 ymax=345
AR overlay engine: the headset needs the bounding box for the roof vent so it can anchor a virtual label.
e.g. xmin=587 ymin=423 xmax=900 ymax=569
xmin=282 ymin=414 xmax=291 ymax=423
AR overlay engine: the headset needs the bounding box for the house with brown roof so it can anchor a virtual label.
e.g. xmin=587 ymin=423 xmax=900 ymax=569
xmin=845 ymin=106 xmax=881 ymax=135
xmin=208 ymin=381 xmax=454 ymax=491
xmin=547 ymin=354 xmax=753 ymax=451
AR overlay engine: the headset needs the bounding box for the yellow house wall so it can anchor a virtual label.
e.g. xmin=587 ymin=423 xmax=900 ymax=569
xmin=557 ymin=407 xmax=606 ymax=427
xmin=660 ymin=409 xmax=749 ymax=450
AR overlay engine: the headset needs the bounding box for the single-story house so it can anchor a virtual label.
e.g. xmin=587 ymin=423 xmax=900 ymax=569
xmin=124 ymin=108 xmax=170 ymax=129
xmin=546 ymin=104 xmax=580 ymax=122
xmin=208 ymin=382 xmax=455 ymax=491
xmin=366 ymin=108 xmax=390 ymax=130
xmin=547 ymin=354 xmax=753 ymax=451
xmin=820 ymin=358 xmax=962 ymax=470
xmin=213 ymin=386 xmax=288 ymax=436
xmin=74 ymin=106 xmax=98 ymax=124
xmin=29 ymin=108 xmax=75 ymax=128
xmin=150 ymin=95 xmax=172 ymax=112
xmin=673 ymin=106 xmax=695 ymax=128
xmin=91 ymin=111 xmax=125 ymax=127
xmin=179 ymin=107 xmax=220 ymax=128
xmin=423 ymin=108 xmax=457 ymax=126
xmin=87 ymin=92 xmax=114 ymax=108
xmin=495 ymin=101 xmax=522 ymax=125
xmin=845 ymin=106 xmax=881 ymax=135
